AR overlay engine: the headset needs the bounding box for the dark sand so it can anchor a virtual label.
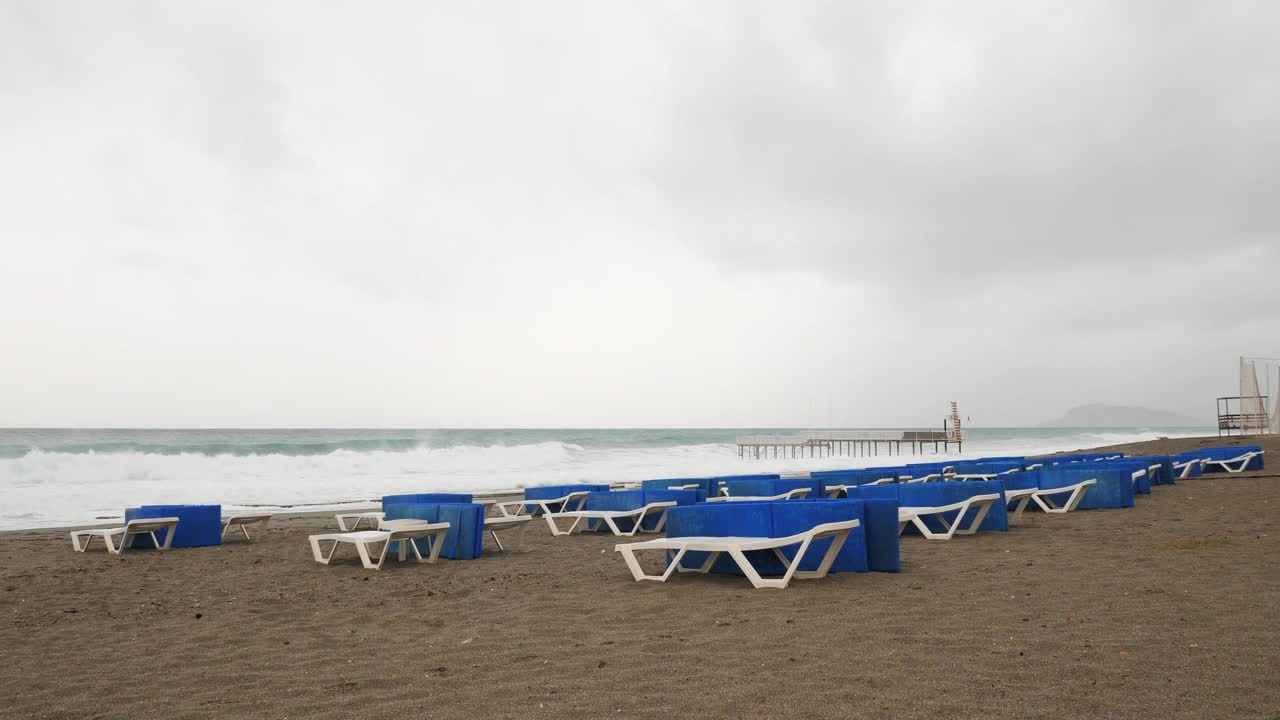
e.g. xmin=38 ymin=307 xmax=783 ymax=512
xmin=2 ymin=436 xmax=1278 ymax=719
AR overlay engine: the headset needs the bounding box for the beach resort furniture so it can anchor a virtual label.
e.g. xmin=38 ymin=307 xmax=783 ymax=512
xmin=640 ymin=477 xmax=719 ymax=496
xmin=1199 ymin=447 xmax=1265 ymax=474
xmin=221 ymin=513 xmax=273 ymax=541
xmin=1036 ymin=466 xmax=1134 ymax=509
xmin=1172 ymin=458 xmax=1205 ymax=479
xmin=308 ymin=519 xmax=451 ymax=570
xmin=382 ymin=495 xmax=489 ymax=560
xmin=493 ymin=491 xmax=592 ymax=533
xmin=846 ymin=479 xmax=1012 ymax=535
xmin=1030 ymin=479 xmax=1097 ymax=515
xmin=547 ymin=501 xmax=678 ymax=537
xmin=124 ymin=504 xmax=222 ymax=548
xmin=614 ymin=518 xmax=860 ymax=589
xmin=664 ymin=498 xmax=901 ymax=575
xmin=483 ymin=514 xmax=532 ymax=551
xmin=709 ymin=488 xmax=811 ymax=502
xmin=336 ymin=511 xmax=385 ymax=531
xmin=1004 ymin=480 xmax=1098 ymax=520
xmin=69 ymin=517 xmax=180 ymax=554
xmin=897 ymin=494 xmax=1001 ymax=539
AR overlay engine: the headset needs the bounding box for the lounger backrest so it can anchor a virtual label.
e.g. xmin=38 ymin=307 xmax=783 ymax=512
xmin=382 ymin=493 xmax=473 ymax=506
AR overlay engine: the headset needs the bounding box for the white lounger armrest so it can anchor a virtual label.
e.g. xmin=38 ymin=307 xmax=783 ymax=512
xmin=614 ymin=518 xmax=860 ymax=590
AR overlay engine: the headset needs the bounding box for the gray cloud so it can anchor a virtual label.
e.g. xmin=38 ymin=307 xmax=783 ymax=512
xmin=0 ymin=1 xmax=1276 ymax=427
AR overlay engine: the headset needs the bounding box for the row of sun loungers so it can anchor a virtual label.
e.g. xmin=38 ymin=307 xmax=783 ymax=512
xmin=64 ymin=445 xmax=1265 ymax=588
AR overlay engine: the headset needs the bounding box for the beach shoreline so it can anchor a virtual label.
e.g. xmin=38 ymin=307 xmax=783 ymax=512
xmin=2 ymin=434 xmax=1277 ymax=719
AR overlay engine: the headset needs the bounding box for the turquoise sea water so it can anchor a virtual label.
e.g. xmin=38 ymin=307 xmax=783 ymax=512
xmin=0 ymin=426 xmax=1212 ymax=529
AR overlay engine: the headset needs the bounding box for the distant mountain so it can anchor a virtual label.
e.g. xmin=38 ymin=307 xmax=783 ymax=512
xmin=1037 ymin=403 xmax=1203 ymax=428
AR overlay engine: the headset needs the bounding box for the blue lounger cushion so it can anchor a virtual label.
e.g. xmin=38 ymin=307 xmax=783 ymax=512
xmin=710 ymin=473 xmax=781 ymax=494
xmin=1090 ymin=460 xmax=1154 ymax=494
xmin=719 ymin=477 xmax=824 ymax=498
xmin=951 ymin=461 xmax=1023 ymax=476
xmin=848 ymin=481 xmax=1009 ymax=533
xmin=815 ymin=468 xmax=901 ymax=488
xmin=382 ymin=493 xmax=473 ymax=506
xmin=125 ymin=504 xmax=222 ymax=548
xmin=664 ymin=499 xmax=900 ymax=576
xmin=579 ymin=489 xmax=702 ymax=532
xmin=1193 ymin=445 xmax=1265 ymax=472
xmin=641 ymin=477 xmax=718 ymax=496
xmin=382 ymin=502 xmax=486 ymax=560
xmin=1037 ymin=466 xmax=1134 ymax=509
xmin=523 ymin=484 xmax=612 ymax=513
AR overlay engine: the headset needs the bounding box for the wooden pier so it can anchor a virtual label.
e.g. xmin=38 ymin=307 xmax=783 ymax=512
xmin=735 ymin=430 xmax=961 ymax=459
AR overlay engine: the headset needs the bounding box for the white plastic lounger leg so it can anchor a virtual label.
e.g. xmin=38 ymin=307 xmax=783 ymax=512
xmin=617 ymin=544 xmax=687 ymax=583
xmin=1006 ymin=492 xmax=1035 ymax=521
xmin=729 ymin=547 xmax=789 ymax=590
xmin=310 ymin=536 xmax=340 ymax=565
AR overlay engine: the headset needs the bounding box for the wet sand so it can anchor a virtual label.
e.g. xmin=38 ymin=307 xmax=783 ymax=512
xmin=2 ymin=435 xmax=1277 ymax=719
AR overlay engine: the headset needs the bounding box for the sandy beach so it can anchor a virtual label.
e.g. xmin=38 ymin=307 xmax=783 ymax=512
xmin=2 ymin=435 xmax=1277 ymax=720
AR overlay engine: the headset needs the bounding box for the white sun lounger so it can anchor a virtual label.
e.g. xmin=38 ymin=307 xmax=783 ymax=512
xmin=1030 ymin=479 xmax=1096 ymax=514
xmin=1202 ymin=450 xmax=1264 ymax=474
xmin=950 ymin=473 xmax=998 ymax=482
xmin=221 ymin=513 xmax=273 ymax=541
xmin=710 ymin=488 xmax=811 ymax=502
xmin=1006 ymin=480 xmax=1097 ymax=520
xmin=483 ymin=514 xmax=533 ymax=551
xmin=336 ymin=511 xmax=385 ymax=531
xmin=862 ymin=478 xmax=896 ymax=486
xmin=825 ymin=484 xmax=849 ymax=498
xmin=493 ymin=491 xmax=592 ymax=534
xmin=69 ymin=517 xmax=180 ymax=555
xmin=666 ymin=484 xmax=701 ymax=491
xmin=308 ymin=519 xmax=451 ymax=570
xmin=614 ymin=518 xmax=860 ymax=590
xmin=548 ymin=501 xmax=679 ymax=537
xmin=898 ymin=493 xmax=1001 ymax=539
xmin=901 ymin=473 xmax=942 ymax=483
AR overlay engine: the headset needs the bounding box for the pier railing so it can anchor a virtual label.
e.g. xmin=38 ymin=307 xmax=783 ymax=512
xmin=735 ymin=430 xmax=960 ymax=459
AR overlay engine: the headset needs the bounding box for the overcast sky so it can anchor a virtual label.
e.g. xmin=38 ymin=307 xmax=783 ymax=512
xmin=1 ymin=1 xmax=1277 ymax=428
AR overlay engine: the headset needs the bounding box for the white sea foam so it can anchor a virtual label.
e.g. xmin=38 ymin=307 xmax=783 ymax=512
xmin=0 ymin=428 xmax=1209 ymax=530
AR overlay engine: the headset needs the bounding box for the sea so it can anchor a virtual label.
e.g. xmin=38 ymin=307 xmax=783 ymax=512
xmin=0 ymin=426 xmax=1213 ymax=530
